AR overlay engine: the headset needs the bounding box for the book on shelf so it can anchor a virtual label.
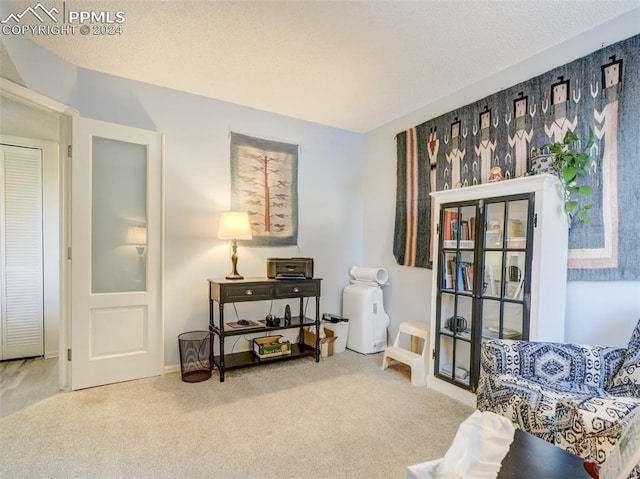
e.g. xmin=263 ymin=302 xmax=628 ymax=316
xmin=443 ymin=211 xmax=473 ymax=243
xmin=447 ymin=258 xmax=456 ymax=289
xmin=460 ymin=220 xmax=469 ymax=241
xmin=464 ymin=263 xmax=474 ymax=290
xmin=456 ymin=261 xmax=473 ymax=291
xmin=456 ymin=262 xmax=465 ymax=291
xmin=507 ymin=219 xmax=524 ymax=238
xmin=443 ymin=210 xmax=459 ymax=241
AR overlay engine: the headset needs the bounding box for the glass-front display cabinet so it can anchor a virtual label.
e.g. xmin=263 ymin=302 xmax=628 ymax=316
xmin=429 ymin=175 xmax=569 ymax=404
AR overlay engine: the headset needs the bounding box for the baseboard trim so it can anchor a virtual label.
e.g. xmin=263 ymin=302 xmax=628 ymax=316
xmin=163 ymin=364 xmax=180 ymax=374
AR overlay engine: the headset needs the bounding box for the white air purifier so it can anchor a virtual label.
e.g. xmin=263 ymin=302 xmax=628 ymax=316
xmin=343 ymin=281 xmax=390 ymax=354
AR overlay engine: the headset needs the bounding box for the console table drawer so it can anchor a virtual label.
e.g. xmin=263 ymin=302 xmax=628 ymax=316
xmin=217 ymin=284 xmax=273 ymax=303
xmin=274 ymin=280 xmax=320 ymax=298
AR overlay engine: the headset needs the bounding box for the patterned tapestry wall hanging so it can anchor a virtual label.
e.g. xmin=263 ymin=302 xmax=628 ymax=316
xmin=393 ymin=34 xmax=640 ymax=281
xmin=230 ymin=132 xmax=298 ymax=247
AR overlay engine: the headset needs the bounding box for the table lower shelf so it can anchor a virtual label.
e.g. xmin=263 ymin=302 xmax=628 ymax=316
xmin=213 ymin=343 xmax=316 ymax=371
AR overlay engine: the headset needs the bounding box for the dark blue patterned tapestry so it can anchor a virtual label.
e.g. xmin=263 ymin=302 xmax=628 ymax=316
xmin=394 ymin=34 xmax=640 ymax=281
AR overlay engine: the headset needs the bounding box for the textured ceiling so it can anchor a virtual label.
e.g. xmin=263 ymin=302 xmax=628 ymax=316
xmin=6 ymin=0 xmax=640 ymax=132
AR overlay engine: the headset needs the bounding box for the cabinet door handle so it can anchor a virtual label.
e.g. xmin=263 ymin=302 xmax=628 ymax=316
xmin=293 ymin=287 xmax=300 ymax=293
xmin=245 ymin=289 xmax=254 ymax=296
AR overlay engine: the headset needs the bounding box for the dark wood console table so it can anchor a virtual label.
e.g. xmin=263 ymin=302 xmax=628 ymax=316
xmin=498 ymin=429 xmax=590 ymax=478
xmin=408 ymin=429 xmax=590 ymax=478
xmin=208 ymin=277 xmax=322 ymax=382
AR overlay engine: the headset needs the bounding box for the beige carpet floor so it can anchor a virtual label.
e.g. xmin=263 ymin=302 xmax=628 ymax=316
xmin=0 ymin=350 xmax=474 ymax=478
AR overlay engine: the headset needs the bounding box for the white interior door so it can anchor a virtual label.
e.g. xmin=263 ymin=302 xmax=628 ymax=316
xmin=0 ymin=144 xmax=44 ymax=360
xmin=71 ymin=117 xmax=162 ymax=390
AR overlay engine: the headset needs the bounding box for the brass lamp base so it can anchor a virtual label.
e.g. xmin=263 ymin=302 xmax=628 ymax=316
xmin=226 ymin=239 xmax=244 ymax=280
xmin=225 ymin=272 xmax=244 ymax=280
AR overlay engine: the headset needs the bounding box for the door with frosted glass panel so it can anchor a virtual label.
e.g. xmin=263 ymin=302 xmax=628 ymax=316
xmin=71 ymin=117 xmax=162 ymax=390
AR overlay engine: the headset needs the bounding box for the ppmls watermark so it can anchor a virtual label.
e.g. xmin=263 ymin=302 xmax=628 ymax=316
xmin=1 ymin=2 xmax=126 ymax=36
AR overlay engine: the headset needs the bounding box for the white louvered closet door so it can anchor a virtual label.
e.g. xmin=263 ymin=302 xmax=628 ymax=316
xmin=0 ymin=144 xmax=44 ymax=360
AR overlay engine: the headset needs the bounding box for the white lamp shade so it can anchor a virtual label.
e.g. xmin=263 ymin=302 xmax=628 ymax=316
xmin=126 ymin=226 xmax=147 ymax=245
xmin=218 ymin=212 xmax=253 ymax=240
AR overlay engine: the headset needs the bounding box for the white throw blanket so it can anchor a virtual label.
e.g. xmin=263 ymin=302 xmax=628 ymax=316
xmin=407 ymin=410 xmax=515 ymax=479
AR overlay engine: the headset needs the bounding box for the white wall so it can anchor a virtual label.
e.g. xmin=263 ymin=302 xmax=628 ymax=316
xmin=1 ymin=36 xmax=365 ymax=369
xmin=363 ymin=11 xmax=640 ymax=348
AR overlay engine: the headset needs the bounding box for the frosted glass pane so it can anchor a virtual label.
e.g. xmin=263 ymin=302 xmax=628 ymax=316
xmin=92 ymin=137 xmax=147 ymax=293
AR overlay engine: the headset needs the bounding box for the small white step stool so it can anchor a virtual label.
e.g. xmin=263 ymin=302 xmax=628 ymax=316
xmin=381 ymin=321 xmax=430 ymax=386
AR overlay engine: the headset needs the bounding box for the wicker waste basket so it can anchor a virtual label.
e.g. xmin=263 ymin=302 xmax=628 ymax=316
xmin=178 ymin=331 xmax=212 ymax=383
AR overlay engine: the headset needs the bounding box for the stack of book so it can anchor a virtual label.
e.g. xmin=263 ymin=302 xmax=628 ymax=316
xmin=448 ymin=260 xmax=473 ymax=291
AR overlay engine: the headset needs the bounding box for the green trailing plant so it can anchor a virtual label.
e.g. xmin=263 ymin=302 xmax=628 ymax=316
xmin=541 ymin=129 xmax=595 ymax=224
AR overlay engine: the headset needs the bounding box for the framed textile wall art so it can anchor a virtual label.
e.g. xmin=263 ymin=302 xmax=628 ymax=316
xmin=393 ymin=34 xmax=640 ymax=281
xmin=230 ymin=132 xmax=298 ymax=247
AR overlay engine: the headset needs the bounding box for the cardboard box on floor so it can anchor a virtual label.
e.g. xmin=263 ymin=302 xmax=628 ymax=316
xmin=322 ymin=321 xmax=348 ymax=354
xmin=303 ymin=326 xmax=337 ymax=357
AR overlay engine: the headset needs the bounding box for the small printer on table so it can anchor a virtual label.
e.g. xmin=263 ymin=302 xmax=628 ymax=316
xmin=267 ymin=257 xmax=314 ymax=279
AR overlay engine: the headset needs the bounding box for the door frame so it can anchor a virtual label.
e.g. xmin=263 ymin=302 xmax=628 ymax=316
xmin=0 ymin=78 xmax=165 ymax=391
xmin=1 ymin=78 xmax=74 ymax=389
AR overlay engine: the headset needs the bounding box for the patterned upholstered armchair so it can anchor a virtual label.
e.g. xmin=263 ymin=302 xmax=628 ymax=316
xmin=477 ymin=319 xmax=640 ymax=475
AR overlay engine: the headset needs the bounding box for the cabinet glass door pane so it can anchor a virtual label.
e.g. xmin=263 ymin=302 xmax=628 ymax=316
xmin=442 ymin=207 xmax=459 ymax=248
xmin=440 ymin=294 xmax=472 ymax=340
xmin=455 ymin=295 xmax=473 ymax=340
xmin=91 ymin=137 xmax=147 ymax=294
xmin=438 ymin=335 xmax=454 ymax=378
xmin=481 ymin=299 xmax=501 ymax=339
xmin=481 ymin=300 xmax=524 ymax=340
xmin=439 ymin=292 xmax=455 ymax=332
xmin=455 ymin=341 xmax=471 ymax=386
xmin=442 ymin=252 xmax=456 ymax=290
xmin=504 ymin=303 xmax=524 ymax=339
xmin=505 ymin=251 xmax=526 ymax=300
xmin=483 ymin=251 xmax=503 ymax=298
xmin=456 ymin=250 xmax=475 ymax=293
xmin=506 ymin=199 xmax=529 ymax=249
xmin=443 ymin=205 xmax=476 ymax=248
xmin=485 ymin=202 xmax=505 ymax=248
xmin=437 ymin=336 xmax=470 ymax=385
xmin=458 ymin=205 xmax=476 ymax=249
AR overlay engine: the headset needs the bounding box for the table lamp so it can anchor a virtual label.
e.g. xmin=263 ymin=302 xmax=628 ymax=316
xmin=218 ymin=212 xmax=253 ymax=280
xmin=126 ymin=226 xmax=147 ymax=255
